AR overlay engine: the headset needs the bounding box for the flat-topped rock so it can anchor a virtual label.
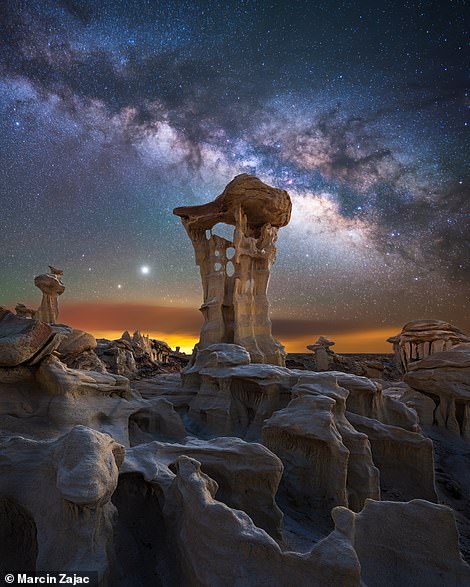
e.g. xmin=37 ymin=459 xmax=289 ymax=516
xmin=387 ymin=319 xmax=470 ymax=373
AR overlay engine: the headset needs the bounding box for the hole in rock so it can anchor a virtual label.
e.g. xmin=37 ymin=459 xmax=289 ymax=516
xmin=214 ymin=249 xmax=220 ymax=257
xmin=128 ymin=409 xmax=169 ymax=446
xmin=214 ymin=262 xmax=222 ymax=272
xmin=211 ymin=223 xmax=235 ymax=242
xmin=226 ymin=247 xmax=235 ymax=259
xmin=226 ymin=261 xmax=235 ymax=276
xmin=205 ymin=229 xmax=211 ymax=240
xmin=112 ymin=473 xmax=181 ymax=587
xmin=0 ymin=498 xmax=38 ymax=575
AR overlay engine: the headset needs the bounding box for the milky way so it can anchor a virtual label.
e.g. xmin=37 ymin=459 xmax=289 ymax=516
xmin=0 ymin=0 xmax=468 ymax=347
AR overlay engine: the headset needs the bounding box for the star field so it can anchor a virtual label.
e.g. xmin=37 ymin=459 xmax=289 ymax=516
xmin=0 ymin=0 xmax=468 ymax=347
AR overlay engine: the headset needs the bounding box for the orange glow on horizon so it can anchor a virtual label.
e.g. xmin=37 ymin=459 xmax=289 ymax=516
xmin=91 ymin=330 xmax=198 ymax=354
xmin=56 ymin=302 xmax=398 ymax=355
xmin=89 ymin=327 xmax=398 ymax=355
xmin=282 ymin=327 xmax=399 ymax=354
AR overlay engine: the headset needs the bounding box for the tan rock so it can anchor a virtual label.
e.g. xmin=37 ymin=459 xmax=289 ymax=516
xmin=34 ymin=268 xmax=65 ymax=323
xmin=0 ymin=310 xmax=62 ymax=367
xmin=404 ymin=343 xmax=470 ymax=440
xmin=387 ymin=319 xmax=470 ymax=373
xmin=0 ymin=426 xmax=124 ymax=581
xmin=14 ymin=303 xmax=36 ymax=319
xmin=174 ymin=174 xmax=291 ymax=366
xmin=292 ymin=373 xmax=380 ymax=512
xmin=57 ymin=328 xmax=97 ymax=356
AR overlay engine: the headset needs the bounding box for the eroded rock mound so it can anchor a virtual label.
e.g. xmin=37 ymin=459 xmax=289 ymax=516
xmin=0 ymin=426 xmax=124 ymax=582
xmin=0 ymin=310 xmax=62 ymax=367
xmin=388 ymin=319 xmax=470 ymax=374
xmin=404 ymin=342 xmax=470 ymax=440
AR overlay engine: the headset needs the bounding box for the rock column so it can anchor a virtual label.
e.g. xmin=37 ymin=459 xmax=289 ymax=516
xmin=34 ymin=268 xmax=65 ymax=324
xmin=174 ymin=174 xmax=291 ymax=366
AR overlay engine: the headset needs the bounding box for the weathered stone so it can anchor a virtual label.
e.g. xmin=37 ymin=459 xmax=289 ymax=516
xmin=174 ymin=174 xmax=291 ymax=366
xmin=57 ymin=328 xmax=97 ymax=357
xmin=388 ymin=319 xmax=470 ymax=374
xmin=0 ymin=426 xmax=124 ymax=581
xmin=15 ymin=303 xmax=36 ymax=319
xmin=337 ymin=498 xmax=470 ymax=587
xmin=404 ymin=343 xmax=470 ymax=440
xmin=34 ymin=268 xmax=65 ymax=323
xmin=0 ymin=310 xmax=61 ymax=367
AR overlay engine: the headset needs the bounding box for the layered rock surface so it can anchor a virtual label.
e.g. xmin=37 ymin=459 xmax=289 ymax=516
xmin=174 ymin=174 xmax=291 ymax=366
xmin=405 ymin=342 xmax=470 ymax=440
xmin=388 ymin=319 xmax=470 ymax=373
xmin=0 ymin=308 xmax=468 ymax=584
xmin=34 ymin=268 xmax=65 ymax=323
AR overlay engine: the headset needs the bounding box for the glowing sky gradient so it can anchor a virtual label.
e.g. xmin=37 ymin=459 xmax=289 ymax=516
xmin=1 ymin=1 xmax=468 ymax=351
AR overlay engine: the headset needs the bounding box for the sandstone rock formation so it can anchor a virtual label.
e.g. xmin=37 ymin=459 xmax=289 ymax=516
xmin=161 ymin=456 xmax=362 ymax=587
xmin=404 ymin=342 xmax=470 ymax=440
xmin=0 ymin=310 xmax=469 ymax=583
xmin=124 ymin=330 xmax=171 ymax=364
xmin=388 ymin=319 xmax=470 ymax=374
xmin=174 ymin=174 xmax=291 ymax=366
xmin=96 ymin=337 xmax=137 ymax=377
xmin=0 ymin=309 xmax=62 ymax=367
xmin=15 ymin=303 xmax=36 ymax=318
xmin=34 ymin=267 xmax=65 ymax=323
xmin=337 ymin=498 xmax=470 ymax=587
xmin=124 ymin=437 xmax=283 ymax=540
xmin=0 ymin=426 xmax=124 ymax=583
xmin=307 ymin=335 xmax=336 ymax=370
xmin=56 ymin=327 xmax=107 ymax=373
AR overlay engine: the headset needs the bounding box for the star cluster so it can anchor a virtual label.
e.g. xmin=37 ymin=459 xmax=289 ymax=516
xmin=0 ymin=0 xmax=468 ymax=346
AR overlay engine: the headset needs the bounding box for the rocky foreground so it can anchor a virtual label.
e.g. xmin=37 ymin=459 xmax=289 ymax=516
xmin=0 ymin=311 xmax=470 ymax=585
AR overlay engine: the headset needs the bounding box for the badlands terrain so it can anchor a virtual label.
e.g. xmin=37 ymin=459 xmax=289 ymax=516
xmin=0 ymin=175 xmax=469 ymax=586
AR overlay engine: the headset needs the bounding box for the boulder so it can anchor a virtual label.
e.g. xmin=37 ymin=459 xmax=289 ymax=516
xmin=0 ymin=310 xmax=62 ymax=367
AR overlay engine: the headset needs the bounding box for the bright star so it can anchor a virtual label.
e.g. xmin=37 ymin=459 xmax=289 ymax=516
xmin=140 ymin=265 xmax=150 ymax=275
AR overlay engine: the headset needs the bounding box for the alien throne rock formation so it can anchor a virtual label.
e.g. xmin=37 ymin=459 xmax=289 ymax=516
xmin=174 ymin=174 xmax=291 ymax=366
xmin=34 ymin=265 xmax=65 ymax=324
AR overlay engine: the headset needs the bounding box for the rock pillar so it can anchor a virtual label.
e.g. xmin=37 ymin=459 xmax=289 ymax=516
xmin=174 ymin=174 xmax=291 ymax=366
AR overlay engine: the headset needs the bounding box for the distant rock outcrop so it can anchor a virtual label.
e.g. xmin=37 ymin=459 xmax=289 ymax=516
xmin=14 ymin=303 xmax=36 ymax=319
xmin=404 ymin=342 xmax=470 ymax=441
xmin=34 ymin=267 xmax=65 ymax=323
xmin=388 ymin=319 xmax=470 ymax=374
xmin=307 ymin=336 xmax=336 ymax=370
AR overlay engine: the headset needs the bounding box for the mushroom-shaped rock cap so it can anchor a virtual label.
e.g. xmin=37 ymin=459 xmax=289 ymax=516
xmin=34 ymin=273 xmax=65 ymax=296
xmin=173 ymin=174 xmax=292 ymax=230
xmin=389 ymin=319 xmax=469 ymax=343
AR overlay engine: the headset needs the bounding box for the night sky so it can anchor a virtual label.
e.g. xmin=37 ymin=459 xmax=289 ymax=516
xmin=1 ymin=1 xmax=468 ymax=352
